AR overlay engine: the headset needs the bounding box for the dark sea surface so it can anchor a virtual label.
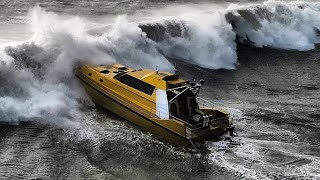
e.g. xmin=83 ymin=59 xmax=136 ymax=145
xmin=0 ymin=0 xmax=320 ymax=179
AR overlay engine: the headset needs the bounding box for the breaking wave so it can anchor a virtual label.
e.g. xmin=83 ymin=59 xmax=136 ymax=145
xmin=136 ymin=1 xmax=320 ymax=68
xmin=0 ymin=7 xmax=108 ymax=126
xmin=139 ymin=14 xmax=237 ymax=70
xmin=1 ymin=1 xmax=320 ymax=125
xmin=0 ymin=7 xmax=173 ymax=126
xmin=226 ymin=1 xmax=320 ymax=50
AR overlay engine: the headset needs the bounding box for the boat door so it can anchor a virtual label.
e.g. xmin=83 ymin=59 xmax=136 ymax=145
xmin=156 ymin=89 xmax=169 ymax=119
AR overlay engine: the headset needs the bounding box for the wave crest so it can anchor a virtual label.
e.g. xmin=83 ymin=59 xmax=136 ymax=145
xmin=227 ymin=1 xmax=320 ymax=50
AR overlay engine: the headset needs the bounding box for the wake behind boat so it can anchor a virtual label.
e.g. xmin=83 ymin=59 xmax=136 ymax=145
xmin=76 ymin=64 xmax=233 ymax=146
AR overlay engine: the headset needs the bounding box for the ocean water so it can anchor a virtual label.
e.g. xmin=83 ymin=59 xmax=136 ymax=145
xmin=0 ymin=0 xmax=320 ymax=179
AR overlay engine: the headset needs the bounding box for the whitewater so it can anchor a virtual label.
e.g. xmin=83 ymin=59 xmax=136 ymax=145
xmin=1 ymin=1 xmax=320 ymax=125
xmin=0 ymin=0 xmax=320 ymax=179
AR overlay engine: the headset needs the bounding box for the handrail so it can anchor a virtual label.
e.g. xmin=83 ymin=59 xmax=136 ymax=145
xmin=118 ymin=94 xmax=228 ymax=129
xmin=113 ymin=92 xmax=227 ymax=129
xmin=196 ymin=97 xmax=215 ymax=108
xmin=125 ymin=94 xmax=226 ymax=128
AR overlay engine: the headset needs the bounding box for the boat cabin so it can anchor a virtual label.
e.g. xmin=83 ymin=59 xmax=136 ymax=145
xmin=84 ymin=64 xmax=213 ymax=126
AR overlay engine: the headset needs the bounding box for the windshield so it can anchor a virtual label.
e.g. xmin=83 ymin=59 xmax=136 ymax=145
xmin=168 ymin=89 xmax=198 ymax=121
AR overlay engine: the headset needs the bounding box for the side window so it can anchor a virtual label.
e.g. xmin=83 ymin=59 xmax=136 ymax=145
xmin=116 ymin=74 xmax=155 ymax=95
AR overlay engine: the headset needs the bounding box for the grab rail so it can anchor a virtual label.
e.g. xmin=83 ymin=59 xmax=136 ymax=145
xmin=196 ymin=97 xmax=215 ymax=108
xmin=119 ymin=94 xmax=228 ymax=129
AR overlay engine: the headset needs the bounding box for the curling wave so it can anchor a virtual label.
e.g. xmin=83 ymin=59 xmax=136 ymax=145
xmin=139 ymin=1 xmax=320 ymax=52
xmin=139 ymin=13 xmax=237 ymax=70
xmin=1 ymin=1 xmax=320 ymax=125
xmin=226 ymin=1 xmax=320 ymax=50
xmin=135 ymin=1 xmax=320 ymax=69
xmin=0 ymin=7 xmax=175 ymax=125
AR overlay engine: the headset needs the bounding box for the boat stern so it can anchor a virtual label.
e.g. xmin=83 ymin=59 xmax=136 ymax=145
xmin=185 ymin=109 xmax=231 ymax=141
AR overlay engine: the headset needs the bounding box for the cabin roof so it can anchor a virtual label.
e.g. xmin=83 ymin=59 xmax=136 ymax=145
xmin=90 ymin=64 xmax=186 ymax=90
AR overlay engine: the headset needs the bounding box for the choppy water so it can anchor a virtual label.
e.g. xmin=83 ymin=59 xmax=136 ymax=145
xmin=0 ymin=0 xmax=320 ymax=179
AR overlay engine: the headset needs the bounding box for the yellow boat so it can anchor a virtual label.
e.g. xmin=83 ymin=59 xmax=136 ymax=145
xmin=76 ymin=64 xmax=233 ymax=147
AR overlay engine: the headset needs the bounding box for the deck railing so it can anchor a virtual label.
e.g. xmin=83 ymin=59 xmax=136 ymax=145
xmin=196 ymin=97 xmax=215 ymax=108
xmin=154 ymin=97 xmax=227 ymax=128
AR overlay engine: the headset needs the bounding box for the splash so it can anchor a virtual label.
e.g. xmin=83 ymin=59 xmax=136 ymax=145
xmin=157 ymin=12 xmax=237 ymax=69
xmin=227 ymin=1 xmax=320 ymax=50
xmin=2 ymin=1 xmax=320 ymax=126
xmin=0 ymin=6 xmax=177 ymax=126
xmin=139 ymin=9 xmax=238 ymax=69
xmin=99 ymin=16 xmax=175 ymax=71
xmin=0 ymin=7 xmax=114 ymax=126
xmin=139 ymin=1 xmax=320 ymax=61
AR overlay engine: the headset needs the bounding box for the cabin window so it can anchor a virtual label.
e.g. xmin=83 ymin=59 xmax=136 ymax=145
xmin=100 ymin=70 xmax=109 ymax=74
xmin=118 ymin=66 xmax=127 ymax=71
xmin=88 ymin=73 xmax=92 ymax=76
xmin=116 ymin=74 xmax=155 ymax=95
xmin=163 ymin=74 xmax=179 ymax=81
xmin=100 ymin=79 xmax=103 ymax=82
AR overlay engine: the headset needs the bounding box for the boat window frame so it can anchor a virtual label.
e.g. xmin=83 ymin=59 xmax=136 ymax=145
xmin=100 ymin=70 xmax=109 ymax=74
xmin=116 ymin=74 xmax=155 ymax=95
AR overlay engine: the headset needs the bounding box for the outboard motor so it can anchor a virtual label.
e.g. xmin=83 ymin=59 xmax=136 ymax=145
xmin=227 ymin=126 xmax=237 ymax=137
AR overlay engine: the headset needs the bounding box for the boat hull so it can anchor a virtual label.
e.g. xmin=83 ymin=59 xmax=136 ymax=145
xmin=76 ymin=66 xmax=231 ymax=147
xmin=78 ymin=76 xmax=191 ymax=146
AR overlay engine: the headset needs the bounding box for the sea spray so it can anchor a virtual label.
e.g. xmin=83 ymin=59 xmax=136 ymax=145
xmin=227 ymin=1 xmax=320 ymax=50
xmin=0 ymin=7 xmax=176 ymax=126
xmin=99 ymin=15 xmax=175 ymax=71
xmin=138 ymin=7 xmax=238 ymax=70
xmin=157 ymin=12 xmax=237 ymax=69
xmin=0 ymin=7 xmax=113 ymax=126
xmin=2 ymin=1 xmax=320 ymax=126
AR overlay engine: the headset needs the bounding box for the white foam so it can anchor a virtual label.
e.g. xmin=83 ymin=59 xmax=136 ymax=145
xmin=2 ymin=1 xmax=320 ymax=128
xmin=228 ymin=1 xmax=320 ymax=50
xmin=0 ymin=7 xmax=113 ymax=127
xmin=208 ymin=140 xmax=271 ymax=180
xmin=0 ymin=5 xmax=174 ymax=129
xmin=208 ymin=117 xmax=320 ymax=179
xmin=158 ymin=12 xmax=237 ymax=69
xmin=99 ymin=15 xmax=175 ymax=71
